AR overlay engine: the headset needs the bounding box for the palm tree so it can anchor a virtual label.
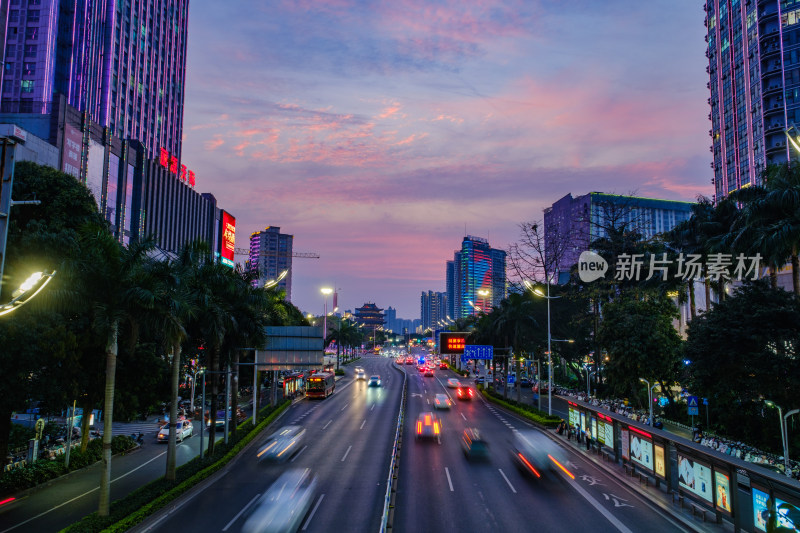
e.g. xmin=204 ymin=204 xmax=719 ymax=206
xmin=666 ymin=198 xmax=715 ymax=318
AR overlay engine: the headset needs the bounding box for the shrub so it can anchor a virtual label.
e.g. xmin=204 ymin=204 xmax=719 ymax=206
xmin=481 ymin=388 xmax=561 ymax=428
xmin=334 ymin=369 xmax=345 ymax=376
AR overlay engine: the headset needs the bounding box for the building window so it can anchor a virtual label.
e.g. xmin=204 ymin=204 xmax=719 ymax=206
xmin=23 ymin=62 xmax=35 ymax=76
xmin=25 ymin=27 xmax=37 ymax=40
xmin=24 ymin=45 xmax=37 ymax=57
xmin=5 ymin=45 xmax=15 ymax=58
xmin=2 ymin=80 xmax=12 ymax=93
xmin=29 ymin=0 xmax=41 ymax=4
xmin=21 ymin=80 xmax=34 ymax=93
xmin=9 ymin=10 xmax=19 ymax=22
xmin=4 ymin=62 xmax=12 ymax=73
xmin=27 ymin=10 xmax=40 ymax=23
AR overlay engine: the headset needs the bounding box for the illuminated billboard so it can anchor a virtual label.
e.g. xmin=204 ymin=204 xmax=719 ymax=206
xmin=220 ymin=211 xmax=236 ymax=267
xmin=439 ymin=332 xmax=469 ymax=354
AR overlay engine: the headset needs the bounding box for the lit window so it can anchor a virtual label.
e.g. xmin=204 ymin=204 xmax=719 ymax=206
xmin=21 ymin=80 xmax=34 ymax=93
xmin=23 ymin=62 xmax=35 ymax=76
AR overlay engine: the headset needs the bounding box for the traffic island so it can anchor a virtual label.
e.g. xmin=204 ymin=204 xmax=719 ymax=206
xmin=479 ymin=387 xmax=562 ymax=428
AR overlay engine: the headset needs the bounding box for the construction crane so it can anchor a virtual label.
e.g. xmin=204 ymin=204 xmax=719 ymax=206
xmin=233 ymin=248 xmax=320 ymax=259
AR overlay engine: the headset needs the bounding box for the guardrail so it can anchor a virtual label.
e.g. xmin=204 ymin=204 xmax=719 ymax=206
xmin=379 ymin=362 xmax=407 ymax=533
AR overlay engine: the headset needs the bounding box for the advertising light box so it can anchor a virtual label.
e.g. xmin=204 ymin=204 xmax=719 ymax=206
xmin=715 ymin=471 xmax=731 ymax=513
xmin=220 ymin=211 xmax=236 ymax=268
xmin=439 ymin=332 xmax=469 ymax=354
xmin=629 ymin=432 xmax=653 ymax=471
xmin=678 ymin=454 xmax=713 ymax=503
xmin=654 ymin=444 xmax=666 ymax=479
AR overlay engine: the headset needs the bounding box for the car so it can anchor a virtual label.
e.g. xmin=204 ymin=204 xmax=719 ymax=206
xmin=256 ymin=425 xmax=306 ymax=463
xmin=241 ymin=468 xmax=317 ymax=533
xmin=368 ymin=375 xmax=382 ymax=387
xmin=456 ymin=386 xmax=474 ymax=400
xmin=447 ymin=378 xmax=461 ymax=389
xmin=474 ymin=376 xmax=485 ymax=384
xmin=157 ymin=420 xmax=193 ymax=443
xmin=519 ymin=378 xmax=531 ymax=387
xmin=439 ymin=362 xmax=448 ymax=369
xmin=511 ymin=429 xmax=572 ymax=479
xmin=461 ymin=428 xmax=489 ymax=460
xmin=415 ymin=411 xmax=442 ymax=441
xmin=405 ymin=357 xmax=415 ymax=365
xmin=424 ymin=367 xmax=434 ymax=377
xmin=355 ymin=368 xmax=366 ymax=380
xmin=433 ymin=394 xmax=451 ymax=410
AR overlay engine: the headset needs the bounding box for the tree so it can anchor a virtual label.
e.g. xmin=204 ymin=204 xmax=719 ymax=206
xmin=684 ymin=280 xmax=800 ymax=452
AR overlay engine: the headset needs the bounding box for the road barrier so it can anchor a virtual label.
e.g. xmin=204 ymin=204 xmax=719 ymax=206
xmin=379 ymin=361 xmax=407 ymax=533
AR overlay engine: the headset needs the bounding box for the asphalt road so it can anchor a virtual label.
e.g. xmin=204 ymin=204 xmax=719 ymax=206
xmin=139 ymin=355 xmax=404 ymax=533
xmin=392 ymin=365 xmax=691 ymax=533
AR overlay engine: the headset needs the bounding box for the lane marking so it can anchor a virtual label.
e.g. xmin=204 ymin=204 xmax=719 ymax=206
xmin=223 ymin=493 xmax=261 ymax=531
xmin=360 ymin=419 xmax=366 ymax=430
xmin=290 ymin=445 xmax=308 ymax=463
xmin=461 ymin=413 xmax=467 ymax=421
xmin=323 ymin=420 xmax=332 ymax=430
xmin=567 ymin=477 xmax=634 ymax=533
xmin=427 ymin=398 xmax=430 ymax=405
xmin=370 ymin=404 xmax=376 ymax=411
xmin=340 ymin=403 xmax=349 ymax=412
xmin=301 ymin=494 xmax=325 ymax=531
xmin=445 ymin=467 xmax=454 ymax=492
xmin=0 ymin=449 xmax=168 ymax=533
xmin=341 ymin=445 xmax=352 ymax=462
xmin=498 ymin=469 xmax=517 ymax=494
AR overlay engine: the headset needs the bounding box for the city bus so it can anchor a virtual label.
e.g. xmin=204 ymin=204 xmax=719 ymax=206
xmin=306 ymin=372 xmax=335 ymax=399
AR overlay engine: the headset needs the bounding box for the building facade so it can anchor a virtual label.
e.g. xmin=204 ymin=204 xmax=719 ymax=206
xmin=248 ymin=226 xmax=293 ymax=298
xmin=420 ymin=290 xmax=447 ymax=332
xmin=703 ymin=0 xmax=800 ymax=199
xmin=2 ymin=0 xmax=189 ymax=160
xmin=450 ymin=235 xmax=506 ymax=320
xmin=544 ymin=192 xmax=694 ymax=281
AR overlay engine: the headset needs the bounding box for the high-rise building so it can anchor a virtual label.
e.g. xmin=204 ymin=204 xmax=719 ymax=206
xmin=451 ymin=235 xmax=506 ymax=319
xmin=248 ymin=226 xmax=293 ymax=298
xmin=420 ymin=290 xmax=447 ymax=331
xmin=544 ymin=192 xmax=693 ymax=281
xmin=445 ymin=260 xmax=455 ymax=320
xmin=2 ymin=0 xmax=189 ymax=160
xmin=703 ymin=1 xmax=800 ymax=199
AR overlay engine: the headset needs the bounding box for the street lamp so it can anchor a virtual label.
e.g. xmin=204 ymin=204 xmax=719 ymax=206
xmin=0 ymin=270 xmax=57 ymax=317
xmin=765 ymin=400 xmax=797 ymax=477
xmin=586 ymin=368 xmax=596 ymax=398
xmin=639 ymin=378 xmax=658 ymax=427
xmin=525 ymin=279 xmax=564 ymax=415
xmin=477 ymin=288 xmax=490 ymax=314
xmin=321 ymin=287 xmax=333 ymax=358
xmin=263 ymin=270 xmax=288 ymax=289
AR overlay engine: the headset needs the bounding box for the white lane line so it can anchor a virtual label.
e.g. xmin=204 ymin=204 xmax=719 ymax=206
xmin=301 ymin=494 xmax=325 ymax=531
xmin=427 ymin=398 xmax=430 ymax=405
xmin=323 ymin=419 xmax=333 ymax=430
xmin=0 ymin=449 xmax=168 ymax=533
xmin=498 ymin=469 xmax=517 ymax=494
xmin=371 ymin=404 xmax=376 ymax=411
xmin=461 ymin=413 xmax=467 ymax=421
xmin=567 ymin=477 xmax=634 ymax=533
xmin=360 ymin=419 xmax=366 ymax=429
xmin=223 ymin=493 xmax=261 ymax=531
xmin=290 ymin=445 xmax=308 ymax=463
xmin=341 ymin=445 xmax=353 ymax=462
xmin=445 ymin=467 xmax=454 ymax=492
xmin=340 ymin=403 xmax=349 ymax=412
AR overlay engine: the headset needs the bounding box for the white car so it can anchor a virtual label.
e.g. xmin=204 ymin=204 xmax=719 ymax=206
xmin=355 ymin=368 xmax=366 ymax=380
xmin=157 ymin=419 xmax=192 ymax=443
xmin=257 ymin=425 xmax=306 ymax=463
xmin=242 ymin=468 xmax=318 ymax=533
xmin=447 ymin=378 xmax=462 ymax=389
xmin=434 ymin=394 xmax=451 ymax=410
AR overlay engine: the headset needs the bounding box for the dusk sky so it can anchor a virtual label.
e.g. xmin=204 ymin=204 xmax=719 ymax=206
xmin=182 ymin=1 xmax=712 ymax=319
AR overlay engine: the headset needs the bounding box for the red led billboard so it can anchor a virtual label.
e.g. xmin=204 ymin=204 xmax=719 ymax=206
xmin=439 ymin=332 xmax=469 ymax=354
xmin=221 ymin=212 xmax=236 ymax=267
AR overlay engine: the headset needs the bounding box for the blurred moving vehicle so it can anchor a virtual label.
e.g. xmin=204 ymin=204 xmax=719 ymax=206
xmin=241 ymin=468 xmax=317 ymax=533
xmin=257 ymin=425 xmax=306 ymax=463
xmin=461 ymin=428 xmax=489 ymax=460
xmin=456 ymin=386 xmax=474 ymax=400
xmin=415 ymin=411 xmax=442 ymax=442
xmin=157 ymin=420 xmax=193 ymax=443
xmin=439 ymin=362 xmax=448 ymax=369
xmin=368 ymin=375 xmax=382 ymax=387
xmin=423 ymin=367 xmax=435 ymax=377
xmin=433 ymin=394 xmax=451 ymax=410
xmin=447 ymin=378 xmax=461 ymax=389
xmin=355 ymin=367 xmax=366 ymax=381
xmin=511 ymin=429 xmax=573 ymax=480
xmin=405 ymin=357 xmax=415 ymax=365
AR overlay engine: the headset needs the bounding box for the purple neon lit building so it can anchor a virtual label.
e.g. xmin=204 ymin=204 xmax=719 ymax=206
xmin=1 ymin=0 xmax=188 ymax=160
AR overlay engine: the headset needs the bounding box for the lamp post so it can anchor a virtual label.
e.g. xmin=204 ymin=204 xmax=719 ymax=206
xmin=639 ymin=378 xmax=658 ymax=427
xmin=189 ymin=368 xmax=203 ymax=417
xmin=586 ymin=369 xmax=596 ymax=398
xmin=765 ymin=400 xmax=795 ymax=477
xmin=477 ymin=288 xmax=490 ymax=315
xmin=321 ymin=287 xmax=333 ymax=360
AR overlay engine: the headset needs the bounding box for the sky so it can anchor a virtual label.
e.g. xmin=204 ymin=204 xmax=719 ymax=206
xmin=182 ymin=0 xmax=712 ymax=319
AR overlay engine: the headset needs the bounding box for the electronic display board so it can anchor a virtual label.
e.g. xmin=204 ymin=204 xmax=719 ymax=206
xmin=439 ymin=332 xmax=469 ymax=354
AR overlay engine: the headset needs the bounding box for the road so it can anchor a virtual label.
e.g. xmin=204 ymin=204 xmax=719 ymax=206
xmin=139 ymin=355 xmax=403 ymax=533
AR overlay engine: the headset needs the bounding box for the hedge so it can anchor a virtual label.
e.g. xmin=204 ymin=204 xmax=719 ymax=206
xmin=60 ymin=399 xmax=290 ymax=533
xmin=0 ymin=436 xmax=136 ymax=497
xmin=480 ymin=387 xmax=562 ymax=428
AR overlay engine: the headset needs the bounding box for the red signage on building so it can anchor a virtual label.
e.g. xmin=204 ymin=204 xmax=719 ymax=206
xmin=159 ymin=147 xmax=195 ymax=188
xmin=220 ymin=212 xmax=236 ymax=267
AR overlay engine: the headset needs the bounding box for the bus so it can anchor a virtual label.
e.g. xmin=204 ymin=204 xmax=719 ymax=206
xmin=306 ymin=372 xmax=335 ymax=399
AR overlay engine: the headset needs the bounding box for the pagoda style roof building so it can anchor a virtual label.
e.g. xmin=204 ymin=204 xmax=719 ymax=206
xmin=354 ymin=303 xmax=385 ymax=328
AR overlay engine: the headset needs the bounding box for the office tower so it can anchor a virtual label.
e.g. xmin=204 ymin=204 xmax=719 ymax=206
xmin=703 ymin=1 xmax=800 ymax=199
xmin=248 ymin=226 xmax=293 ymax=298
xmin=2 ymin=0 xmax=189 ymax=160
xmin=452 ymin=235 xmax=506 ymax=320
xmin=445 ymin=260 xmax=455 ymax=320
xmin=383 ymin=306 xmax=398 ymax=333
xmin=420 ymin=290 xmax=447 ymax=331
xmin=544 ymin=192 xmax=693 ymax=281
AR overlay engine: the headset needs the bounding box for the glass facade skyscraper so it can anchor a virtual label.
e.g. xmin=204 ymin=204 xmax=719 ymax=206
xmin=704 ymin=0 xmax=800 ymax=199
xmin=248 ymin=226 xmax=294 ymax=299
xmin=449 ymin=235 xmax=506 ymax=320
xmin=1 ymin=0 xmax=189 ymax=160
